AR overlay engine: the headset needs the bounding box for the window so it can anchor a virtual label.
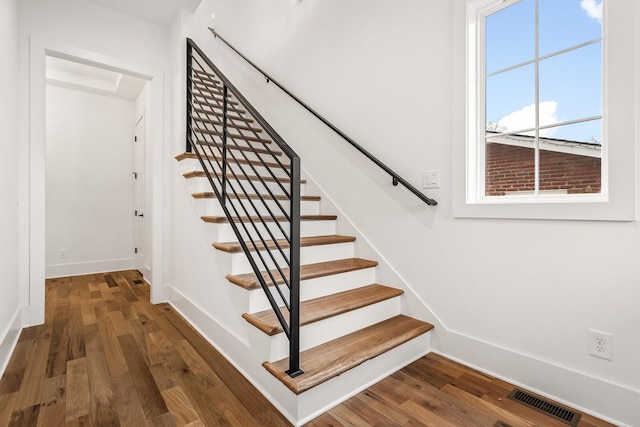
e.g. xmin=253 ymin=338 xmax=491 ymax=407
xmin=468 ymin=0 xmax=604 ymax=203
xmin=456 ymin=0 xmax=637 ymax=221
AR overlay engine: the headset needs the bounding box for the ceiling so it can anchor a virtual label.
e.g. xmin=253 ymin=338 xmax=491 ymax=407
xmin=85 ymin=0 xmax=203 ymax=28
xmin=45 ymin=0 xmax=206 ymax=98
xmin=46 ymin=56 xmax=148 ymax=101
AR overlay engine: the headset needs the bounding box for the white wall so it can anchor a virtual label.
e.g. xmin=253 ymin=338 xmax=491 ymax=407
xmin=18 ymin=0 xmax=171 ymax=69
xmin=45 ymin=85 xmax=135 ymax=277
xmin=175 ymin=0 xmax=640 ymax=424
xmin=18 ymin=0 xmax=172 ymax=323
xmin=0 ymin=0 xmax=23 ymax=376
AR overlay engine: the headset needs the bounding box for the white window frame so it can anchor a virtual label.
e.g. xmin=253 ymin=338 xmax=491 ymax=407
xmin=454 ymin=0 xmax=637 ymax=221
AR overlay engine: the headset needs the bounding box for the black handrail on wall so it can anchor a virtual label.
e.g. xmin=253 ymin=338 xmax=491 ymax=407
xmin=209 ymin=28 xmax=437 ymax=206
xmin=186 ymin=38 xmax=303 ymax=378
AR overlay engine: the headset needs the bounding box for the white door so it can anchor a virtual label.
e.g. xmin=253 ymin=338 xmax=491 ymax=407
xmin=133 ymin=115 xmax=145 ymax=272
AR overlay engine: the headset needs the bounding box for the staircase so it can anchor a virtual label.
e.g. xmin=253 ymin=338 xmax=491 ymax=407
xmin=176 ymin=39 xmax=434 ymax=424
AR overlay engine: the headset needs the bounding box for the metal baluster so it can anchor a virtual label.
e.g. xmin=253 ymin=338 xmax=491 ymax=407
xmin=221 ymin=85 xmax=228 ymax=207
xmin=286 ymin=157 xmax=303 ymax=377
xmin=186 ymin=43 xmax=193 ymax=153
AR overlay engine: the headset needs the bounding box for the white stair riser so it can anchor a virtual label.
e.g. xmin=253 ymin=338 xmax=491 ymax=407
xmin=192 ymin=148 xmax=282 ymax=166
xmin=176 ymin=157 xmax=201 ymax=176
xmin=178 ymin=157 xmax=292 ymax=181
xmin=184 ymin=176 xmax=306 ymax=197
xmin=211 ymin=220 xmax=336 ymax=243
xmin=229 ymin=242 xmax=354 ymax=275
xmin=258 ymin=297 xmax=403 ymax=361
xmin=244 ymin=268 xmax=377 ymax=313
xmin=192 ymin=197 xmax=320 ymax=217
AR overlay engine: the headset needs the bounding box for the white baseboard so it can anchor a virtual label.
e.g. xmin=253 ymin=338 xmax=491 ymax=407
xmin=0 ymin=308 xmax=23 ymax=379
xmin=434 ymin=329 xmax=638 ymax=427
xmin=45 ymin=258 xmax=134 ymax=278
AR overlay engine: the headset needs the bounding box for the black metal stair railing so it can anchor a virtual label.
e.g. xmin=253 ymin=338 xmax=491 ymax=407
xmin=186 ymin=38 xmax=303 ymax=377
xmin=208 ymin=28 xmax=437 ymax=207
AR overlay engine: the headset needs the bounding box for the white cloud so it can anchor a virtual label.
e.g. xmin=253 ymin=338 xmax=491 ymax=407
xmin=580 ymin=0 xmax=602 ymax=22
xmin=497 ymin=101 xmax=559 ymax=137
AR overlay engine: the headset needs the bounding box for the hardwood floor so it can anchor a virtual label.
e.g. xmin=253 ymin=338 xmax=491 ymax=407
xmin=0 ymin=270 xmax=289 ymax=426
xmin=310 ymin=354 xmax=615 ymax=427
xmin=0 ymin=270 xmax=615 ymax=426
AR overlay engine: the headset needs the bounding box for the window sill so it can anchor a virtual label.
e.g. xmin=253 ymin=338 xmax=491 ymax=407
xmin=453 ymin=196 xmax=635 ymax=222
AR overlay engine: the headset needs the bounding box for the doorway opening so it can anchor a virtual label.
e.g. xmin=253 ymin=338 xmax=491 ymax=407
xmin=45 ymin=55 xmax=148 ymax=281
xmin=26 ymin=39 xmax=165 ymax=326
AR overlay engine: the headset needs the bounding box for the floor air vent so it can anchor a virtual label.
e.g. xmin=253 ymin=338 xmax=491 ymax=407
xmin=508 ymin=389 xmax=581 ymax=426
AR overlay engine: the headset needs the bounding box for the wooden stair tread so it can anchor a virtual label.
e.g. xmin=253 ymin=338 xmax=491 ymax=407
xmin=195 ymin=140 xmax=279 ymax=156
xmin=213 ymin=234 xmax=354 ymax=254
xmin=226 ymin=258 xmax=378 ymax=290
xmin=263 ymin=315 xmax=434 ymax=394
xmin=193 ymin=117 xmax=261 ymax=133
xmin=193 ymin=69 xmax=220 ymax=78
xmin=201 ymin=213 xmax=333 ymax=224
xmin=192 ymin=84 xmax=239 ymax=105
xmin=193 ymin=70 xmax=218 ymax=78
xmin=192 ymin=76 xmax=221 ymax=89
xmin=191 ymin=87 xmax=238 ymax=104
xmin=191 ymin=82 xmax=222 ymax=93
xmin=243 ymin=284 xmax=403 ymax=335
xmin=193 ymin=107 xmax=254 ymax=123
xmin=193 ymin=97 xmax=246 ymax=114
xmin=191 ymin=192 xmax=320 ymax=201
xmin=183 ymin=171 xmax=304 ymax=184
xmin=192 ymin=71 xmax=222 ymax=86
xmin=194 ymin=128 xmax=272 ymax=144
xmin=175 ymin=152 xmax=285 ymax=169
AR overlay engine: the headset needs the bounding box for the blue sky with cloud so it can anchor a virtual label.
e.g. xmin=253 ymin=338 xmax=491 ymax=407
xmin=485 ymin=0 xmax=603 ymax=143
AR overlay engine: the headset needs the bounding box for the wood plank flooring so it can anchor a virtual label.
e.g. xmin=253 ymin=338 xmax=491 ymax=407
xmin=311 ymin=353 xmax=615 ymax=427
xmin=0 ymin=270 xmax=615 ymax=426
xmin=0 ymin=270 xmax=289 ymax=426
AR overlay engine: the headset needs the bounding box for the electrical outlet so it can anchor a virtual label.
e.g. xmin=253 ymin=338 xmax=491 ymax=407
xmin=588 ymin=329 xmax=612 ymax=360
xmin=59 ymin=249 xmax=67 ymax=259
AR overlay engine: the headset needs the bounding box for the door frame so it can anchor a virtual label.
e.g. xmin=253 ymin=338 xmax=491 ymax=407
xmin=23 ymin=37 xmax=166 ymax=326
xmin=133 ymin=113 xmax=146 ymax=273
